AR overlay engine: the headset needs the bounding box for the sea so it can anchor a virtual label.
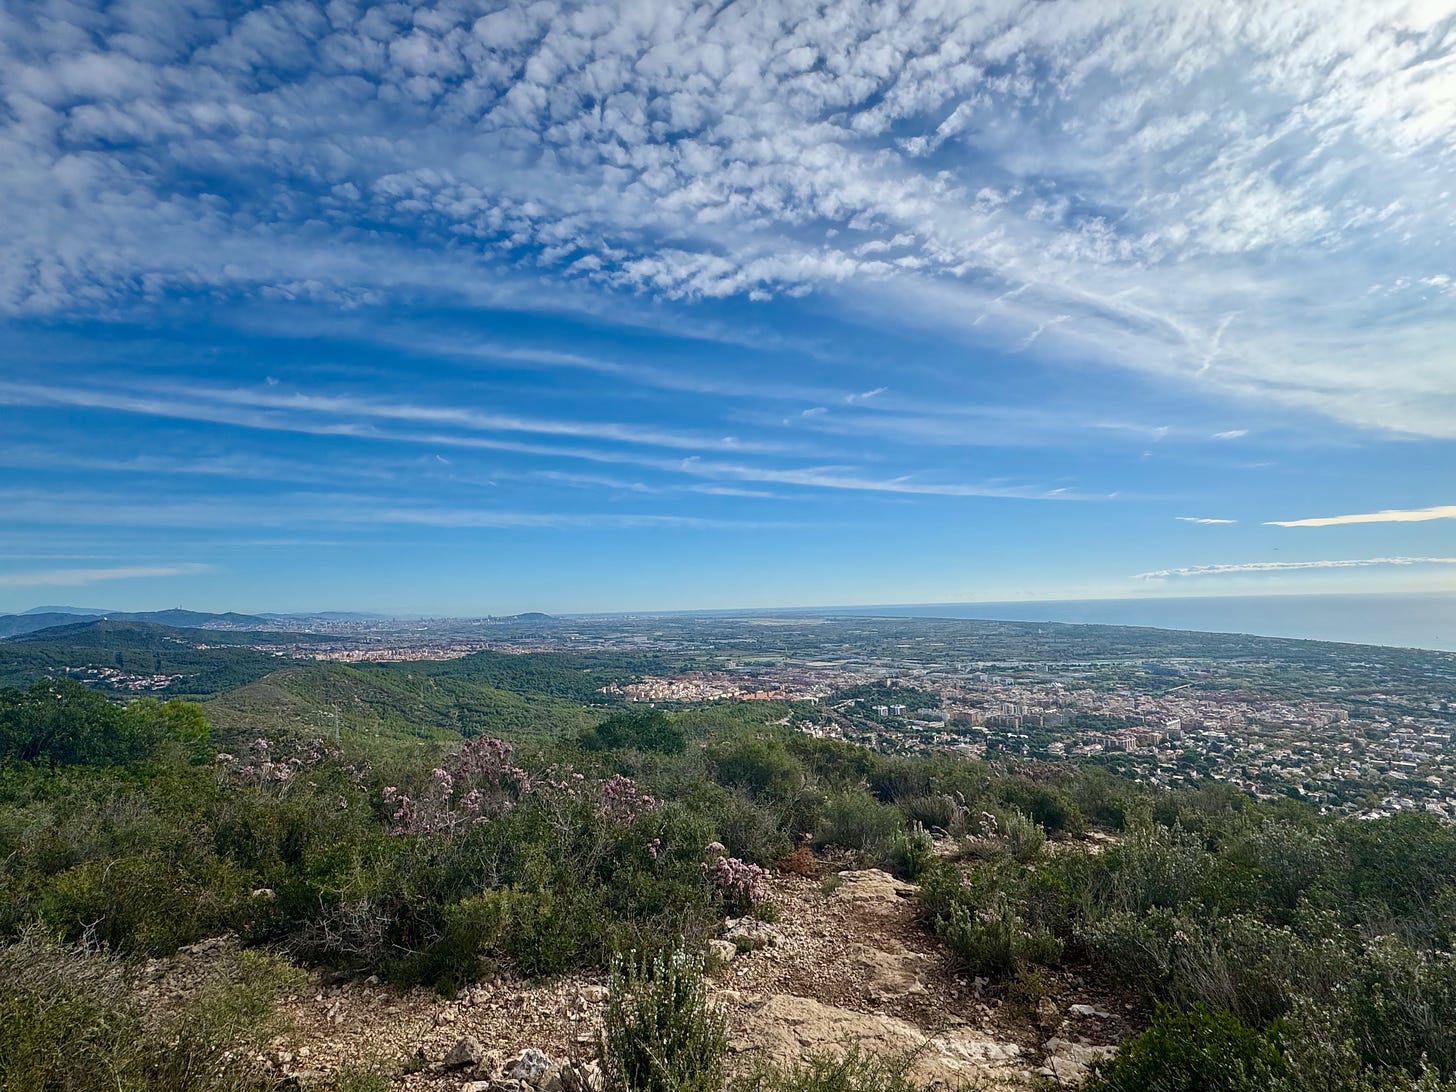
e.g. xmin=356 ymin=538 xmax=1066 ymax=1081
xmin=803 ymin=594 xmax=1456 ymax=653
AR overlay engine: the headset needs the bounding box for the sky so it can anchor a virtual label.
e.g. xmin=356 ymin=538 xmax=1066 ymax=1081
xmin=1 ymin=0 xmax=1454 ymax=617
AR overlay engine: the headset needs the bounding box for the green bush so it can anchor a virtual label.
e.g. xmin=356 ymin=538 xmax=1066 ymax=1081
xmin=997 ymin=777 xmax=1083 ymax=835
xmin=710 ymin=737 xmax=803 ymax=802
xmin=885 ymin=822 xmax=936 ymax=881
xmin=39 ymin=855 xmax=251 ymax=955
xmin=939 ymin=896 xmax=1061 ymax=979
xmin=1084 ymin=1003 xmax=1286 ymax=1092
xmin=603 ymin=945 xmax=727 ymax=1092
xmin=1000 ymin=809 xmax=1047 ymax=863
xmin=0 ymin=927 xmax=298 ymax=1092
xmin=897 ymin=793 xmax=966 ymax=836
xmin=584 ymin=709 xmax=686 ymax=754
xmin=816 ymin=791 xmax=904 ymax=858
xmin=733 ymin=1047 xmax=930 ymax=1092
xmin=389 ymin=890 xmax=512 ymax=993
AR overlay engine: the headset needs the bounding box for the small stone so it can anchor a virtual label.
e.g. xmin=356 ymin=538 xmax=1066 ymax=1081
xmin=442 ymin=1036 xmax=485 ymax=1070
xmin=708 ymin=939 xmax=738 ymax=964
xmin=504 ymin=1048 xmax=552 ymax=1084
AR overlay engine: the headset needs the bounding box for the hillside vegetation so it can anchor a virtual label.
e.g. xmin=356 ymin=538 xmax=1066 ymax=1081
xmin=204 ymin=663 xmax=602 ymax=745
xmin=4 ymin=664 xmax=1456 ymax=1091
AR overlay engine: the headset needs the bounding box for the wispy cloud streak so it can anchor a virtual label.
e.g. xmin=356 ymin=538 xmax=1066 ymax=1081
xmin=1136 ymin=557 xmax=1456 ymax=579
xmin=0 ymin=563 xmax=212 ymax=587
xmin=1268 ymin=505 xmax=1456 ymax=528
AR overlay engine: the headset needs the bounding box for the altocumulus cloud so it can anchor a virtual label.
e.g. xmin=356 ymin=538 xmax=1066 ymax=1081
xmin=1 ymin=0 xmax=1454 ymax=436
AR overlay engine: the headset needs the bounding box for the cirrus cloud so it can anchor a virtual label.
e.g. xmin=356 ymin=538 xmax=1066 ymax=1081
xmin=1267 ymin=504 xmax=1456 ymax=528
xmin=0 ymin=563 xmax=213 ymax=587
xmin=1136 ymin=557 xmax=1456 ymax=579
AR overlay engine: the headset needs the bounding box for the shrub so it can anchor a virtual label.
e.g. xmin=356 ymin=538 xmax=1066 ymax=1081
xmin=703 ymin=844 xmax=768 ymax=915
xmin=710 ymin=737 xmax=803 ymax=803
xmin=585 ymin=709 xmax=687 ymax=754
xmin=1097 ymin=822 xmax=1214 ymax=915
xmin=997 ymin=778 xmax=1083 ymax=835
xmin=939 ymin=896 xmax=1061 ymax=980
xmin=885 ymin=821 xmax=936 ymax=881
xmin=1000 ymin=809 xmax=1047 ymax=863
xmin=898 ymin=793 xmax=967 ymax=837
xmin=0 ymin=927 xmax=142 ymax=1091
xmin=389 ymin=890 xmax=512 ymax=993
xmin=0 ymin=680 xmax=208 ymax=768
xmin=1083 ymin=1003 xmax=1286 ymax=1092
xmin=39 ymin=855 xmax=250 ymax=955
xmin=733 ymin=1047 xmax=929 ymax=1092
xmin=713 ymin=790 xmax=793 ymax=864
xmin=816 ymin=791 xmax=903 ymax=858
xmin=602 ymin=945 xmax=727 ymax=1092
xmin=0 ymin=927 xmax=299 ymax=1092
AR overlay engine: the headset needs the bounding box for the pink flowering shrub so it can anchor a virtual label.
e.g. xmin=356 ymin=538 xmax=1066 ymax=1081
xmin=215 ymin=737 xmax=341 ymax=799
xmin=702 ymin=843 xmax=768 ymax=914
xmin=380 ymin=741 xmax=657 ymax=837
xmin=382 ymin=736 xmax=531 ymax=836
xmin=532 ymin=765 xmax=659 ymax=821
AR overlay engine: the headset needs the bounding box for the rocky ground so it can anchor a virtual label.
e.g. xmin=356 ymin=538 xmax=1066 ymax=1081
xmin=134 ymin=862 xmax=1132 ymax=1090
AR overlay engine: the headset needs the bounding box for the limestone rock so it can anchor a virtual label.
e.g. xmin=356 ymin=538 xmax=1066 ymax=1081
xmin=442 ymin=1035 xmax=486 ymax=1070
xmin=829 ymin=869 xmax=917 ymax=914
xmin=724 ymin=916 xmax=784 ymax=948
xmin=724 ymin=991 xmax=1022 ymax=1087
xmin=504 ymin=1047 xmax=552 ymax=1084
xmin=1043 ymin=1035 xmax=1117 ymax=1084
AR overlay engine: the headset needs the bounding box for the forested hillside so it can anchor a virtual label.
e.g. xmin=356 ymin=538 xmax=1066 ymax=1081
xmin=204 ymin=662 xmax=603 ymax=744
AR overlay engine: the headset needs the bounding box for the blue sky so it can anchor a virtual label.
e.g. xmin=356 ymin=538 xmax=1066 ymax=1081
xmin=1 ymin=0 xmax=1454 ymax=615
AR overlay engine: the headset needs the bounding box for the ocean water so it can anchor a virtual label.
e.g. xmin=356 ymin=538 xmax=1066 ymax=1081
xmin=816 ymin=594 xmax=1456 ymax=653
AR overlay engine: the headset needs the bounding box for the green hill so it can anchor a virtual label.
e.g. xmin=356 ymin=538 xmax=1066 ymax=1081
xmin=0 ymin=620 xmax=308 ymax=695
xmin=203 ymin=662 xmax=600 ymax=744
xmin=414 ymin=647 xmax=671 ymax=701
xmin=0 ymin=612 xmax=88 ymax=639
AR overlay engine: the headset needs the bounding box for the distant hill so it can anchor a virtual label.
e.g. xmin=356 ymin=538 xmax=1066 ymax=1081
xmin=0 ymin=619 xmax=314 ymax=695
xmin=0 ymin=608 xmax=295 ymax=640
xmin=415 ymin=647 xmax=668 ymax=702
xmin=22 ymin=605 xmax=115 ymax=616
xmin=0 ymin=612 xmax=92 ymax=639
xmin=104 ymin=609 xmax=280 ymax=629
xmin=203 ymin=662 xmax=600 ymax=745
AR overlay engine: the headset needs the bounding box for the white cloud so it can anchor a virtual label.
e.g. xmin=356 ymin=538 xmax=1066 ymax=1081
xmin=0 ymin=377 xmax=1080 ymax=502
xmin=0 ymin=0 xmax=1453 ymax=435
xmin=1267 ymin=504 xmax=1456 ymax=527
xmin=1136 ymin=557 xmax=1456 ymax=579
xmin=1176 ymin=516 xmax=1237 ymax=524
xmin=1212 ymin=429 xmax=1249 ymax=440
xmin=0 ymin=563 xmax=212 ymax=587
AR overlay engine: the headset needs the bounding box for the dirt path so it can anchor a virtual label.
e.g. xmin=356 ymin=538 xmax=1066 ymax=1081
xmin=139 ymin=866 xmax=1129 ymax=1089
